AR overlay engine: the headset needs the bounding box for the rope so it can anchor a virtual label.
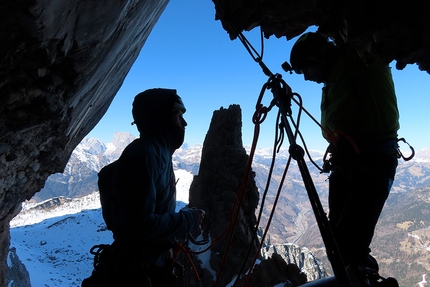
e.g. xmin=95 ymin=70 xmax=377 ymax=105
xmin=213 ymin=107 xmax=263 ymax=287
xmin=173 ymin=243 xmax=201 ymax=281
xmin=232 ymin=109 xmax=284 ymax=287
xmin=177 ymin=103 xmax=266 ymax=286
xmin=242 ymin=155 xmax=293 ymax=287
xmin=181 ymin=72 xmax=336 ymax=286
xmin=178 ymin=15 xmax=361 ymax=284
xmin=179 ymin=84 xmax=274 ymax=285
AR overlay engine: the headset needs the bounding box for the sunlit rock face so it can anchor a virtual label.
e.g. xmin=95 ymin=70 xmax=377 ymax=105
xmin=0 ymin=0 xmax=168 ymax=285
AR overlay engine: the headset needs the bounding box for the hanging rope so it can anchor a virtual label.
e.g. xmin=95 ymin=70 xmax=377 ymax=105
xmin=180 ymin=43 xmax=337 ymax=287
xmin=203 ymin=7 xmax=397 ymax=286
xmin=232 ymin=109 xmax=283 ymax=287
xmin=242 ymin=155 xmax=293 ymax=287
xmin=177 ymin=8 xmax=357 ymax=284
xmin=213 ymin=101 xmax=265 ymax=287
xmin=179 ymin=101 xmax=267 ymax=286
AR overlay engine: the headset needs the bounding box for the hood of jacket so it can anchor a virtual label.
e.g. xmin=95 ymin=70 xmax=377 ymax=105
xmin=132 ymin=88 xmax=186 ymax=149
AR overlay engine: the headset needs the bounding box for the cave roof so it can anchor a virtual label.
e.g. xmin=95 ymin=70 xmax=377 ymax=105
xmin=212 ymin=0 xmax=430 ymax=72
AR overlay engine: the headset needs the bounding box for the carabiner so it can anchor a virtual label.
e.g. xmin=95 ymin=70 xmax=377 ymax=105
xmin=397 ymin=138 xmax=415 ymax=161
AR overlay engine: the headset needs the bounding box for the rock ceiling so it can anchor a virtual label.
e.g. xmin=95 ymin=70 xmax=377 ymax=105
xmin=0 ymin=1 xmax=169 ymax=285
xmin=213 ymin=0 xmax=430 ymax=72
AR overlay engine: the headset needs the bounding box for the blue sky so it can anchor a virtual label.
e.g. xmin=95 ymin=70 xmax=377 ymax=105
xmin=88 ymin=0 xmax=430 ymax=152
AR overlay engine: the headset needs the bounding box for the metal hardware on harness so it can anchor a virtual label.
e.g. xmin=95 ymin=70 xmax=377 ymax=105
xmin=397 ymin=137 xmax=415 ymax=161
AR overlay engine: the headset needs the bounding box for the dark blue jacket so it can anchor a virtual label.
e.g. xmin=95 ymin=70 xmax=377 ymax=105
xmin=111 ymin=137 xmax=198 ymax=247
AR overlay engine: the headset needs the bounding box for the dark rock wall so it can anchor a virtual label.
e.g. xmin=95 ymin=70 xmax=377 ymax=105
xmin=6 ymin=247 xmax=31 ymax=287
xmin=188 ymin=105 xmax=261 ymax=286
xmin=185 ymin=105 xmax=311 ymax=286
xmin=213 ymin=0 xmax=430 ymax=72
xmin=0 ymin=1 xmax=168 ymax=285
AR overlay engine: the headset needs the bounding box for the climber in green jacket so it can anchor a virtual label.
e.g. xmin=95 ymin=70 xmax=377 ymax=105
xmin=290 ymin=32 xmax=400 ymax=286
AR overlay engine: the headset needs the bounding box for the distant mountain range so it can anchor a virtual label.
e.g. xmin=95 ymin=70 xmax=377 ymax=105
xmin=36 ymin=132 xmax=430 ymax=202
xmin=30 ymin=132 xmax=430 ymax=286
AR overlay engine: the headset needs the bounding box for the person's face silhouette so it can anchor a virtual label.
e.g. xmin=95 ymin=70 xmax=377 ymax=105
xmin=170 ymin=110 xmax=187 ymax=151
xmin=300 ymin=62 xmax=327 ymax=84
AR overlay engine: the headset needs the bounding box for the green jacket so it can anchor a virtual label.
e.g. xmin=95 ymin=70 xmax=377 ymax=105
xmin=321 ymin=46 xmax=400 ymax=143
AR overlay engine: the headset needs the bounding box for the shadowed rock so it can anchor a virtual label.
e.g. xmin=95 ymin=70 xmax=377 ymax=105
xmin=185 ymin=105 xmax=313 ymax=286
xmin=0 ymin=1 xmax=168 ymax=284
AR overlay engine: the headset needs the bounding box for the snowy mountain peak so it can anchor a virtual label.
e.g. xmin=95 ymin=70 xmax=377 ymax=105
xmin=80 ymin=138 xmax=106 ymax=155
xmin=111 ymin=132 xmax=137 ymax=151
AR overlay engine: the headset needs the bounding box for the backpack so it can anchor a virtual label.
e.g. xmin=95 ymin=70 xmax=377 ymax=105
xmin=84 ymin=161 xmax=184 ymax=287
xmin=97 ymin=161 xmax=118 ymax=231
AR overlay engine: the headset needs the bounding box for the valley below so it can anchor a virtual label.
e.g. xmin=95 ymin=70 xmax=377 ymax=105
xmin=21 ymin=133 xmax=430 ymax=286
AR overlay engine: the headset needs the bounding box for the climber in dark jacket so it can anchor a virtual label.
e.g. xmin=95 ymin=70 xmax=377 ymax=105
xmin=113 ymin=87 xmax=204 ymax=260
xmin=84 ymin=88 xmax=205 ymax=287
xmin=290 ymin=32 xmax=400 ymax=286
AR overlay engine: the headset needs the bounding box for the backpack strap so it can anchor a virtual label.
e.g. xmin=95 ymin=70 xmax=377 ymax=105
xmin=98 ymin=161 xmax=118 ymax=230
